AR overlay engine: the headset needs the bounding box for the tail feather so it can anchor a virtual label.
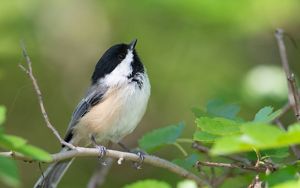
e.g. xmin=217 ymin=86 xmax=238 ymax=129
xmin=34 ymin=149 xmax=74 ymax=188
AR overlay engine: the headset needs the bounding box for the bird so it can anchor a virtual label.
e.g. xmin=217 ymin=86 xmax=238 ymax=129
xmin=34 ymin=39 xmax=151 ymax=188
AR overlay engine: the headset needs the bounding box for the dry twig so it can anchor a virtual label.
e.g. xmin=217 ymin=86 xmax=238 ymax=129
xmin=192 ymin=142 xmax=251 ymax=165
xmin=0 ymin=148 xmax=205 ymax=186
xmin=87 ymin=158 xmax=114 ymax=188
xmin=275 ymin=28 xmax=300 ymax=120
xmin=19 ymin=43 xmax=74 ymax=149
xmin=196 ymin=161 xmax=269 ymax=173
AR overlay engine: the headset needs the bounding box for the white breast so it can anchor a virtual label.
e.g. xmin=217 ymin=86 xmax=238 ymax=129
xmin=73 ymin=73 xmax=150 ymax=145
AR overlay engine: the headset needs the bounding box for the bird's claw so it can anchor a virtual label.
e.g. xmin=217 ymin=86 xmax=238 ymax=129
xmin=95 ymin=145 xmax=107 ymax=165
xmin=132 ymin=151 xmax=146 ymax=170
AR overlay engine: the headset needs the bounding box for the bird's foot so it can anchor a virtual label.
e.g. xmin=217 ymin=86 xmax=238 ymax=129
xmin=91 ymin=135 xmax=107 ymax=165
xmin=95 ymin=145 xmax=107 ymax=165
xmin=132 ymin=150 xmax=146 ymax=170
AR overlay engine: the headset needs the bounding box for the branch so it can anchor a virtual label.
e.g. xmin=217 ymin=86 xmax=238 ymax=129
xmin=192 ymin=142 xmax=251 ymax=165
xmin=87 ymin=158 xmax=114 ymax=188
xmin=18 ymin=43 xmax=74 ymax=149
xmin=275 ymin=28 xmax=300 ymax=121
xmin=0 ymin=148 xmax=206 ymax=186
xmin=196 ymin=161 xmax=268 ymax=173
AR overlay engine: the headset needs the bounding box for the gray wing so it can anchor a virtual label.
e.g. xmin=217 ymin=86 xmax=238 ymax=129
xmin=63 ymin=85 xmax=108 ymax=143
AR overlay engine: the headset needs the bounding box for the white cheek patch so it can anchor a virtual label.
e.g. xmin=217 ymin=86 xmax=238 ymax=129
xmin=101 ymin=50 xmax=133 ymax=86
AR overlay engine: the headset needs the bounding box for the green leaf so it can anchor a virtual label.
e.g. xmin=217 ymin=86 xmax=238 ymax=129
xmin=0 ymin=157 xmax=20 ymax=187
xmin=263 ymin=166 xmax=297 ymax=187
xmin=273 ymin=179 xmax=300 ymax=188
xmin=191 ymin=107 xmax=206 ymax=118
xmin=211 ymin=135 xmax=249 ymax=155
xmin=211 ymin=123 xmax=287 ymax=155
xmin=139 ymin=123 xmax=185 ymax=152
xmin=0 ymin=134 xmax=27 ymax=150
xmin=124 ymin=179 xmax=171 ymax=188
xmin=261 ymin=147 xmax=290 ymax=159
xmin=253 ymin=106 xmax=281 ymax=123
xmin=172 ymin=154 xmax=199 ymax=171
xmin=193 ymin=131 xmax=219 ymax=143
xmin=0 ymin=105 xmax=6 ymax=125
xmin=206 ymin=99 xmax=240 ymax=119
xmin=240 ymin=123 xmax=285 ymax=147
xmin=220 ymin=174 xmax=253 ymax=188
xmin=278 ymin=124 xmax=300 ymax=146
xmin=0 ymin=134 xmax=51 ymax=162
xmin=17 ymin=145 xmax=52 ymax=162
xmin=196 ymin=117 xmax=240 ymax=136
xmin=177 ymin=180 xmax=197 ymax=188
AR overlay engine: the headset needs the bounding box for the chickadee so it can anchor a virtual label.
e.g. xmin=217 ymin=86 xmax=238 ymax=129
xmin=34 ymin=39 xmax=151 ymax=188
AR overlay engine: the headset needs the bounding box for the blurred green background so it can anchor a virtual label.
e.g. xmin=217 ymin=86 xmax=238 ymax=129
xmin=1 ymin=0 xmax=300 ymax=187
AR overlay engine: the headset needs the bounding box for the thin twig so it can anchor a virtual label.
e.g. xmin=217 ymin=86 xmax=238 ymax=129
xmin=275 ymin=119 xmax=300 ymax=159
xmin=272 ymin=102 xmax=291 ymax=123
xmin=19 ymin=43 xmax=74 ymax=149
xmin=212 ymin=169 xmax=234 ymax=188
xmin=196 ymin=161 xmax=267 ymax=173
xmin=87 ymin=158 xmax=114 ymax=188
xmin=0 ymin=148 xmax=206 ymax=186
xmin=173 ymin=142 xmax=188 ymax=156
xmin=192 ymin=142 xmax=251 ymax=165
xmin=275 ymin=28 xmax=300 ymax=120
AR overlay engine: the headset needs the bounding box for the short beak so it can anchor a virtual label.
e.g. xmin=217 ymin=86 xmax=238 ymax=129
xmin=129 ymin=39 xmax=137 ymax=50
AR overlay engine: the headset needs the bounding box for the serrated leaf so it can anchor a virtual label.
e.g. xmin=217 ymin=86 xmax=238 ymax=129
xmin=211 ymin=135 xmax=248 ymax=155
xmin=0 ymin=157 xmax=20 ymax=187
xmin=253 ymin=106 xmax=281 ymax=123
xmin=210 ymin=123 xmax=299 ymax=155
xmin=196 ymin=117 xmax=240 ymax=136
xmin=0 ymin=105 xmax=6 ymax=125
xmin=17 ymin=145 xmax=52 ymax=162
xmin=193 ymin=131 xmax=219 ymax=143
xmin=172 ymin=154 xmax=199 ymax=171
xmin=263 ymin=166 xmax=298 ymax=187
xmin=240 ymin=123 xmax=285 ymax=147
xmin=206 ymin=99 xmax=240 ymax=119
xmin=139 ymin=123 xmax=185 ymax=152
xmin=124 ymin=179 xmax=171 ymax=188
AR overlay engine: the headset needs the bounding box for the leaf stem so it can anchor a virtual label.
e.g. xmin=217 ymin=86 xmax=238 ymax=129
xmin=173 ymin=142 xmax=188 ymax=156
xmin=176 ymin=138 xmax=194 ymax=144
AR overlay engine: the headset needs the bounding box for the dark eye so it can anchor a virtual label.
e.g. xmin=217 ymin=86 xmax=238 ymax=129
xmin=118 ymin=53 xmax=126 ymax=60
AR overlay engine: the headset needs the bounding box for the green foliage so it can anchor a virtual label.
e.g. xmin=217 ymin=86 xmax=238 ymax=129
xmin=206 ymin=100 xmax=240 ymax=120
xmin=139 ymin=102 xmax=300 ymax=187
xmin=253 ymin=106 xmax=281 ymax=123
xmin=211 ymin=123 xmax=300 ymax=155
xmin=193 ymin=131 xmax=219 ymax=143
xmin=262 ymin=166 xmax=298 ymax=187
xmin=0 ymin=134 xmax=51 ymax=162
xmin=196 ymin=117 xmax=240 ymax=136
xmin=272 ymin=179 xmax=300 ymax=188
xmin=0 ymin=157 xmax=20 ymax=187
xmin=138 ymin=122 xmax=185 ymax=152
xmin=124 ymin=179 xmax=171 ymax=188
xmin=0 ymin=105 xmax=6 ymax=126
xmin=172 ymin=154 xmax=199 ymax=171
xmin=0 ymin=105 xmax=52 ymax=187
xmin=193 ymin=99 xmax=240 ymax=120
